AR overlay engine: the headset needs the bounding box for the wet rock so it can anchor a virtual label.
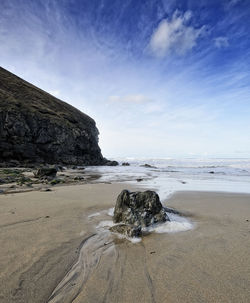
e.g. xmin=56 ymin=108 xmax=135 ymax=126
xmin=140 ymin=164 xmax=157 ymax=169
xmin=9 ymin=160 xmax=21 ymax=167
xmin=113 ymin=190 xmax=169 ymax=228
xmin=76 ymin=166 xmax=85 ymax=170
xmin=74 ymin=176 xmax=84 ymax=181
xmin=110 ymin=224 xmax=142 ymax=237
xmin=17 ymin=176 xmax=32 ymax=185
xmin=164 ymin=207 xmax=181 ymax=215
xmin=0 ymin=168 xmax=23 ymax=184
xmin=122 ymin=162 xmax=130 ymax=166
xmin=105 ymin=160 xmax=119 ymax=166
xmin=40 ymin=188 xmax=52 ymax=192
xmin=34 ymin=167 xmax=57 ymax=180
xmin=55 ymin=165 xmax=65 ymax=171
xmin=50 ymin=178 xmax=65 ymax=186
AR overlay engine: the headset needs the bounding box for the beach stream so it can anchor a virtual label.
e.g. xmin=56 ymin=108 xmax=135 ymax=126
xmin=47 ymin=204 xmax=193 ymax=303
xmin=47 ymin=230 xmax=114 ymax=303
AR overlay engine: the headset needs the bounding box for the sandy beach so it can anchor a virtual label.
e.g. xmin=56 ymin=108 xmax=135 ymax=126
xmin=0 ymin=184 xmax=249 ymax=303
xmin=1 ymin=2 xmax=250 ymax=302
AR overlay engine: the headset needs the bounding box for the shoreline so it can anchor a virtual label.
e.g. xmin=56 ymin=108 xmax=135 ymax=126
xmin=0 ymin=184 xmax=249 ymax=302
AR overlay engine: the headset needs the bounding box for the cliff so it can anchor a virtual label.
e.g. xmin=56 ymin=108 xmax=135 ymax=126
xmin=0 ymin=67 xmax=104 ymax=165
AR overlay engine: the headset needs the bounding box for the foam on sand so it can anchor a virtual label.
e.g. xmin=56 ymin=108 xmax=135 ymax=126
xmin=98 ymin=208 xmax=194 ymax=243
xmin=96 ymin=220 xmax=116 ymax=229
xmin=88 ymin=212 xmax=101 ymax=218
xmin=107 ymin=207 xmax=114 ymax=216
xmin=145 ymin=212 xmax=193 ymax=233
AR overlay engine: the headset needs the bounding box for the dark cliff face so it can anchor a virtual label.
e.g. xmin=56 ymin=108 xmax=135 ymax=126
xmin=0 ymin=67 xmax=104 ymax=165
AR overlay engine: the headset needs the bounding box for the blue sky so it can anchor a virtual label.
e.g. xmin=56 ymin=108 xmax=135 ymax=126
xmin=1 ymin=0 xmax=250 ymax=158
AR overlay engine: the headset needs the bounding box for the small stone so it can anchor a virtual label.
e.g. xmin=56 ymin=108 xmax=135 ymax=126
xmin=50 ymin=179 xmax=61 ymax=186
xmin=74 ymin=176 xmax=84 ymax=181
xmin=140 ymin=164 xmax=157 ymax=169
xmin=41 ymin=188 xmax=52 ymax=192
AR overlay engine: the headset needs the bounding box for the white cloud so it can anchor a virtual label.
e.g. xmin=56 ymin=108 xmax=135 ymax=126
xmin=108 ymin=94 xmax=151 ymax=104
xmin=143 ymin=103 xmax=163 ymax=114
xmin=149 ymin=10 xmax=206 ymax=57
xmin=214 ymin=37 xmax=229 ymax=48
xmin=226 ymin=0 xmax=241 ymax=8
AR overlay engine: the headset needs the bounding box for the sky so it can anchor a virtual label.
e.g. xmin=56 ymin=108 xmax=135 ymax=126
xmin=1 ymin=0 xmax=250 ymax=158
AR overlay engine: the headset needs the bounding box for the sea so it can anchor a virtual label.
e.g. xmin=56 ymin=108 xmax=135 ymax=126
xmin=84 ymin=158 xmax=250 ymax=201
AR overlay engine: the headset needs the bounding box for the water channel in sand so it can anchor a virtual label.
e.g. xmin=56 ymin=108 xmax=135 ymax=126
xmin=47 ymin=203 xmax=193 ymax=303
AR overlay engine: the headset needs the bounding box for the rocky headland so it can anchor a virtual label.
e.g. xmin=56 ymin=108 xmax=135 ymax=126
xmin=0 ymin=67 xmax=106 ymax=166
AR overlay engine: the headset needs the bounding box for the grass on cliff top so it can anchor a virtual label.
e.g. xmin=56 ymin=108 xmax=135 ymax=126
xmin=0 ymin=67 xmax=96 ymax=130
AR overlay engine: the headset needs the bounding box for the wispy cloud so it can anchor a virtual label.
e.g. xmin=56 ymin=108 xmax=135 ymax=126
xmin=214 ymin=36 xmax=229 ymax=48
xmin=1 ymin=0 xmax=250 ymax=158
xmin=149 ymin=10 xmax=206 ymax=57
xmin=108 ymin=94 xmax=152 ymax=104
xmin=226 ymin=0 xmax=242 ymax=9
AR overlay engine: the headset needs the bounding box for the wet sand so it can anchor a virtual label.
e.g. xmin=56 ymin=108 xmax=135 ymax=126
xmin=0 ymin=183 xmax=137 ymax=303
xmin=0 ymin=186 xmax=250 ymax=302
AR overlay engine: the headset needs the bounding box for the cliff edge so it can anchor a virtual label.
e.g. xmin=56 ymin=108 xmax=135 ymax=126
xmin=0 ymin=67 xmax=104 ymax=165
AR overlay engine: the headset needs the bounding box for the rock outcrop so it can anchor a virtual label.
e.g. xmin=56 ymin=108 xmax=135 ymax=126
xmin=140 ymin=164 xmax=157 ymax=168
xmin=105 ymin=160 xmax=119 ymax=166
xmin=111 ymin=190 xmax=169 ymax=237
xmin=0 ymin=67 xmax=104 ymax=165
xmin=34 ymin=167 xmax=57 ymax=180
